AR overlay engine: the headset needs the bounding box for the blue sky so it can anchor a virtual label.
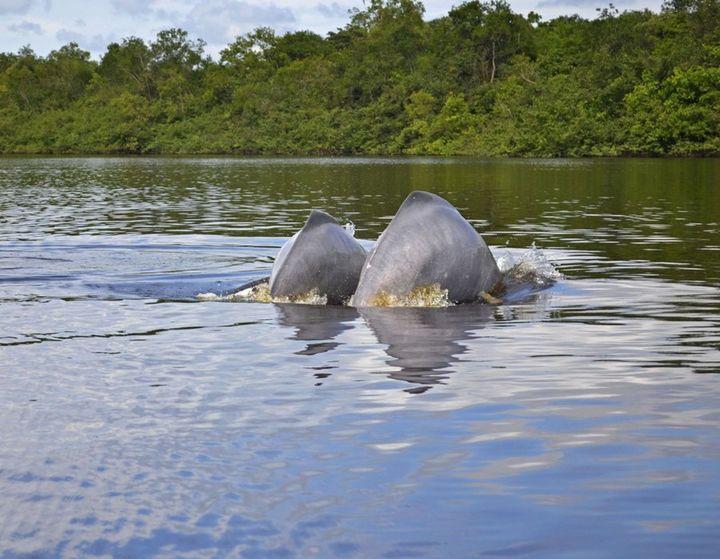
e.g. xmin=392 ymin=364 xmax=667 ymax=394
xmin=1 ymin=0 xmax=664 ymax=59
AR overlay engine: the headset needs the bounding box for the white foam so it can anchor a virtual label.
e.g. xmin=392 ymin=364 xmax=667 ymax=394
xmin=497 ymin=243 xmax=563 ymax=288
xmin=343 ymin=221 xmax=356 ymax=237
xmin=198 ymin=243 xmax=561 ymax=307
xmin=197 ymin=283 xmax=327 ymax=305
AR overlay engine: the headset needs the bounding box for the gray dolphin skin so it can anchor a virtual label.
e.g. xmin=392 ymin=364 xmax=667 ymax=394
xmin=269 ymin=209 xmax=366 ymax=305
xmin=352 ymin=191 xmax=501 ymax=306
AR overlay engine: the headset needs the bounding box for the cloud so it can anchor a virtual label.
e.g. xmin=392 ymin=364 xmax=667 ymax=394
xmin=182 ymin=0 xmax=296 ymax=44
xmin=110 ymin=0 xmax=155 ymax=16
xmin=316 ymin=2 xmax=351 ymax=19
xmin=56 ymin=29 xmax=115 ymax=52
xmin=56 ymin=28 xmax=83 ymax=43
xmin=153 ymin=7 xmax=184 ymax=21
xmin=0 ymin=0 xmax=50 ymax=14
xmin=0 ymin=0 xmax=34 ymax=14
xmin=8 ymin=19 xmax=42 ymax=34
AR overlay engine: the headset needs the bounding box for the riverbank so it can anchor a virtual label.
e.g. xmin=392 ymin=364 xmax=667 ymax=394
xmin=1 ymin=145 xmax=718 ymax=158
xmin=2 ymin=2 xmax=718 ymax=159
xmin=2 ymin=96 xmax=718 ymax=158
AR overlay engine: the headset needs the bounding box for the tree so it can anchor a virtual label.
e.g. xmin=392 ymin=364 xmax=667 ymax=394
xmin=446 ymin=1 xmax=535 ymax=84
xmin=0 ymin=1 xmax=718 ymax=156
xmin=99 ymin=37 xmax=153 ymax=98
xmin=150 ymin=29 xmax=206 ymax=74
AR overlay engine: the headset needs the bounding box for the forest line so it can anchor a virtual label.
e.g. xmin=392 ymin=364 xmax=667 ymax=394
xmin=0 ymin=0 xmax=718 ymax=156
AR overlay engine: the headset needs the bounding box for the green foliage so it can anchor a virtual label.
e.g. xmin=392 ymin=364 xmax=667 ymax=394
xmin=98 ymin=38 xmax=154 ymax=98
xmin=622 ymin=65 xmax=720 ymax=154
xmin=1 ymin=0 xmax=718 ymax=156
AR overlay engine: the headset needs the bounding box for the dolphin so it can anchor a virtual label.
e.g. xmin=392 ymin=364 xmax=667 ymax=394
xmin=269 ymin=209 xmax=366 ymax=305
xmin=352 ymin=191 xmax=501 ymax=307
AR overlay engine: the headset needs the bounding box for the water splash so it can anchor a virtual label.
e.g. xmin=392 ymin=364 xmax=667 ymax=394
xmin=343 ymin=221 xmax=356 ymax=237
xmin=197 ymin=283 xmax=328 ymax=305
xmin=496 ymin=243 xmax=563 ymax=289
xmin=198 ymin=243 xmax=560 ymax=307
xmin=360 ymin=284 xmax=451 ymax=308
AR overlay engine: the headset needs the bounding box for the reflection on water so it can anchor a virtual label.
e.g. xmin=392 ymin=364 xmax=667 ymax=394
xmin=1 ymin=157 xmax=719 ymax=558
xmin=360 ymin=305 xmax=496 ymax=388
xmin=276 ymin=303 xmax=504 ymax=390
xmin=275 ymin=303 xmax=359 ymax=356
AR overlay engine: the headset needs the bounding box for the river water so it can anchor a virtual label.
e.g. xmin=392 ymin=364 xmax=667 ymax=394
xmin=1 ymin=157 xmax=719 ymax=558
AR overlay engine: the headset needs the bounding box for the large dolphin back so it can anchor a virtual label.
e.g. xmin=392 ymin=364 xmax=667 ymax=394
xmin=352 ymin=191 xmax=500 ymax=306
xmin=270 ymin=210 xmax=366 ymax=305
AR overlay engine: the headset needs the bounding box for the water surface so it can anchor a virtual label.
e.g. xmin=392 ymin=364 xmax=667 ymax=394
xmin=1 ymin=157 xmax=719 ymax=558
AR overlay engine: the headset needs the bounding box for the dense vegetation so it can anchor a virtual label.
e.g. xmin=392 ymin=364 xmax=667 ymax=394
xmin=0 ymin=0 xmax=718 ymax=156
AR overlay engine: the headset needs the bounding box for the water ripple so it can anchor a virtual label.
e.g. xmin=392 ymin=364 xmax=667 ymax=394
xmin=1 ymin=157 xmax=719 ymax=558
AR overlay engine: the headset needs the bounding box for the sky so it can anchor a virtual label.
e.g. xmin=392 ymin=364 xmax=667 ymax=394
xmin=1 ymin=0 xmax=664 ymax=59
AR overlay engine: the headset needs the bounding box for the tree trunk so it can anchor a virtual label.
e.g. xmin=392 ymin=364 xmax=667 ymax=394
xmin=490 ymin=41 xmax=496 ymax=83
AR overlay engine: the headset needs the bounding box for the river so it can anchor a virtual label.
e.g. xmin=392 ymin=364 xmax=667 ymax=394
xmin=1 ymin=156 xmax=719 ymax=558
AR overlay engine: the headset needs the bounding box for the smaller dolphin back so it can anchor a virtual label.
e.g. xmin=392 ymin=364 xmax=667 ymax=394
xmin=270 ymin=210 xmax=366 ymax=305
